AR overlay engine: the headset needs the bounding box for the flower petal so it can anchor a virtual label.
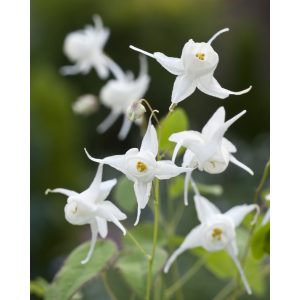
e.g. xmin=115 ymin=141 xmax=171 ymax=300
xmin=140 ymin=118 xmax=158 ymax=157
xmin=202 ymin=107 xmax=225 ymax=139
xmin=95 ymin=179 xmax=117 ymax=203
xmin=225 ymin=204 xmax=259 ymax=227
xmin=155 ymin=160 xmax=191 ymax=180
xmin=193 ymin=194 xmax=221 ymax=223
xmin=207 ymin=28 xmax=229 ymax=45
xmin=45 ymin=188 xmax=77 ymax=197
xmin=222 ymin=138 xmax=237 ymax=153
xmin=171 ymin=74 xmax=197 ymax=104
xmin=133 ymin=181 xmax=152 ymax=226
xmin=197 ymin=75 xmax=252 ymax=99
xmin=184 ymin=171 xmax=192 ymax=206
xmin=153 ymin=52 xmax=184 ymax=75
xmin=81 ymin=221 xmax=98 ymax=264
xmin=164 ymin=224 xmax=205 ymax=273
xmin=229 ymin=155 xmax=254 ymax=175
xmin=95 ymin=217 xmax=108 ymax=238
xmin=97 ymin=111 xmax=120 ymax=133
xmin=118 ymin=116 xmax=133 ymax=140
xmin=262 ymin=209 xmax=270 ymax=225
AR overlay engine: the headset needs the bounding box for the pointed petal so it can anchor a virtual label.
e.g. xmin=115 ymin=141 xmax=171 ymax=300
xmin=133 ymin=181 xmax=152 ymax=226
xmin=202 ymin=107 xmax=225 ymax=139
xmin=96 ymin=179 xmax=117 ymax=203
xmin=129 ymin=45 xmax=155 ymax=58
xmin=98 ymin=200 xmax=127 ymax=220
xmin=155 ymin=160 xmax=191 ymax=180
xmin=184 ymin=171 xmax=192 ymax=206
xmin=45 ymin=188 xmax=77 ymax=197
xmin=60 ymin=65 xmax=82 ymax=76
xmin=104 ymin=55 xmax=126 ymax=80
xmin=97 ymin=111 xmax=120 ymax=133
xmin=95 ymin=217 xmax=108 ymax=238
xmin=222 ymin=138 xmax=237 ymax=153
xmin=164 ymin=224 xmax=205 ymax=273
xmin=225 ymin=204 xmax=259 ymax=227
xmin=182 ymin=149 xmax=197 ymax=168
xmin=197 ymin=76 xmax=252 ymax=99
xmin=230 ymin=155 xmax=254 ymax=175
xmin=118 ymin=116 xmax=133 ymax=140
xmin=140 ymin=117 xmax=158 ymax=157
xmin=207 ymin=28 xmax=229 ymax=45
xmin=193 ymin=194 xmax=221 ymax=223
xmin=171 ymin=74 xmax=197 ymax=104
xmin=226 ymin=242 xmax=252 ymax=295
xmin=153 ymin=52 xmax=184 ymax=75
xmin=138 ymin=54 xmax=148 ymax=77
xmin=87 ymin=164 xmax=103 ymax=191
xmin=102 ymin=154 xmax=128 ymax=175
xmin=81 ymin=221 xmax=98 ymax=264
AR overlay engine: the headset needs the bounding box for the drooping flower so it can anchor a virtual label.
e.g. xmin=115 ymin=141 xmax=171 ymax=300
xmin=130 ymin=28 xmax=251 ymax=110
xmin=164 ymin=193 xmax=259 ymax=295
xmin=61 ymin=15 xmax=124 ymax=80
xmin=262 ymin=193 xmax=270 ymax=225
xmin=169 ymin=107 xmax=253 ymax=205
xmin=127 ymin=100 xmax=146 ymax=122
xmin=97 ymin=55 xmax=150 ymax=140
xmin=72 ymin=94 xmax=99 ymax=116
xmin=45 ymin=164 xmax=126 ymax=264
xmin=85 ymin=114 xmax=192 ymax=225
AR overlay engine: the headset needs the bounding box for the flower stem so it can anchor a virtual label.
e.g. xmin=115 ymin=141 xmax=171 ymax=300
xmin=145 ymin=178 xmax=160 ymax=300
xmin=101 ymin=272 xmax=118 ymax=300
xmin=165 ymin=258 xmax=205 ymax=299
xmin=253 ymin=159 xmax=270 ymax=204
xmin=126 ymin=232 xmax=150 ymax=259
xmin=141 ymin=99 xmax=160 ymax=126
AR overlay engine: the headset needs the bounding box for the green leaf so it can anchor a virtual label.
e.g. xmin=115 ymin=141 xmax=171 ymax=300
xmin=114 ymin=176 xmax=136 ymax=213
xmin=30 ymin=277 xmax=49 ymax=298
xmin=45 ymin=240 xmax=117 ymax=300
xmin=251 ymin=222 xmax=270 ymax=260
xmin=116 ymin=247 xmax=168 ymax=298
xmin=158 ymin=108 xmax=189 ymax=155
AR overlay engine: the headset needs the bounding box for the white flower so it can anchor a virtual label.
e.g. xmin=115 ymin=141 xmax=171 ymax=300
xmin=85 ymin=115 xmax=192 ymax=225
xmin=61 ymin=15 xmax=124 ymax=80
xmin=169 ymin=107 xmax=253 ymax=205
xmin=72 ymin=94 xmax=99 ymax=116
xmin=164 ymin=193 xmax=259 ymax=295
xmin=97 ymin=56 xmax=150 ymax=140
xmin=127 ymin=100 xmax=146 ymax=121
xmin=262 ymin=193 xmax=270 ymax=225
xmin=130 ymin=28 xmax=251 ymax=109
xmin=45 ymin=164 xmax=126 ymax=264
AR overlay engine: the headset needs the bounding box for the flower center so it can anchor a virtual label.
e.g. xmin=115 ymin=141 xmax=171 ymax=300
xmin=136 ymin=161 xmax=148 ymax=172
xmin=212 ymin=228 xmax=223 ymax=241
xmin=196 ymin=52 xmax=205 ymax=60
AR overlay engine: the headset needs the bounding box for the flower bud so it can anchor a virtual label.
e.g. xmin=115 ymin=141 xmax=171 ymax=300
xmin=127 ymin=100 xmax=146 ymax=121
xmin=72 ymin=94 xmax=99 ymax=116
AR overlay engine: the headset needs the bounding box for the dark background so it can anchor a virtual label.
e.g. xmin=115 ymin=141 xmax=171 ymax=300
xmin=31 ymin=0 xmax=269 ymax=298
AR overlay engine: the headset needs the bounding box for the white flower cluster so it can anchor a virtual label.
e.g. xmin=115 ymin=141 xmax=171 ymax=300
xmin=46 ymin=16 xmax=265 ymax=295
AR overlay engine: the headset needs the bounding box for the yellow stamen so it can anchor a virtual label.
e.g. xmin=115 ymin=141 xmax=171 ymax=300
xmin=212 ymin=228 xmax=223 ymax=241
xmin=136 ymin=161 xmax=147 ymax=172
xmin=196 ymin=52 xmax=205 ymax=60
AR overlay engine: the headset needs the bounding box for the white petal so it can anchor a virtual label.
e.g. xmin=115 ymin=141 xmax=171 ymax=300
xmin=229 ymin=155 xmax=254 ymax=175
xmin=96 ymin=217 xmax=108 ymax=238
xmin=262 ymin=209 xmax=270 ymax=225
xmin=129 ymin=45 xmax=155 ymax=58
xmin=155 ymin=160 xmax=190 ymax=180
xmin=171 ymin=74 xmax=197 ymax=104
xmin=202 ymin=107 xmax=225 ymax=139
xmin=102 ymin=154 xmax=128 ymax=175
xmin=45 ymin=188 xmax=77 ymax=197
xmin=93 ymin=55 xmax=110 ymax=79
xmin=222 ymin=138 xmax=237 ymax=153
xmin=164 ymin=224 xmax=205 ymax=273
xmin=97 ymin=111 xmax=120 ymax=133
xmin=226 ymin=242 xmax=252 ymax=295
xmin=140 ymin=118 xmax=158 ymax=157
xmin=98 ymin=200 xmax=127 ymax=220
xmin=104 ymin=55 xmax=126 ymax=80
xmin=184 ymin=171 xmax=192 ymax=206
xmin=153 ymin=52 xmax=184 ymax=75
xmin=133 ymin=181 xmax=152 ymax=226
xmin=182 ymin=149 xmax=197 ymax=168
xmin=207 ymin=28 xmax=229 ymax=45
xmin=87 ymin=164 xmax=103 ymax=191
xmin=60 ymin=65 xmax=82 ymax=76
xmin=81 ymin=221 xmax=98 ymax=264
xmin=96 ymin=179 xmax=117 ymax=203
xmin=197 ymin=75 xmax=252 ymax=99
xmin=118 ymin=116 xmax=133 ymax=140
xmin=225 ymin=204 xmax=259 ymax=227
xmin=193 ymin=194 xmax=221 ymax=223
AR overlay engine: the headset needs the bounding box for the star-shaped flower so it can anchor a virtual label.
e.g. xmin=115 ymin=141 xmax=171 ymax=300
xmin=97 ymin=56 xmax=150 ymax=140
xmin=164 ymin=193 xmax=259 ymax=295
xmin=169 ymin=107 xmax=253 ymax=205
xmin=85 ymin=114 xmax=192 ymax=225
xmin=130 ymin=28 xmax=251 ymax=110
xmin=46 ymin=164 xmax=126 ymax=264
xmin=61 ymin=15 xmax=123 ymax=80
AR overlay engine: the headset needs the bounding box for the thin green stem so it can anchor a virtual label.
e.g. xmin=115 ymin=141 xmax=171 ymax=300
xmin=145 ymin=178 xmax=160 ymax=300
xmin=211 ymin=280 xmax=235 ymax=300
xmin=165 ymin=259 xmax=205 ymax=299
xmin=126 ymin=232 xmax=150 ymax=259
xmin=101 ymin=273 xmax=118 ymax=300
xmin=253 ymin=159 xmax=270 ymax=204
xmin=141 ymin=99 xmax=160 ymax=126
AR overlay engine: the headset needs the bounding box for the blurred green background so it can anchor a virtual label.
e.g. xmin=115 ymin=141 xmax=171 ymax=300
xmin=31 ymin=0 xmax=269 ymax=299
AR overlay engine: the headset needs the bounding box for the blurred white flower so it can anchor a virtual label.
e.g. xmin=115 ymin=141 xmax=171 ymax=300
xmin=262 ymin=193 xmax=270 ymax=225
xmin=72 ymin=94 xmax=99 ymax=116
xmin=164 ymin=193 xmax=259 ymax=295
xmin=61 ymin=15 xmax=124 ymax=80
xmin=97 ymin=56 xmax=150 ymax=140
xmin=127 ymin=100 xmax=146 ymax=121
xmin=46 ymin=164 xmax=126 ymax=264
xmin=130 ymin=28 xmax=251 ymax=109
xmin=169 ymin=107 xmax=253 ymax=205
xmin=85 ymin=114 xmax=192 ymax=225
